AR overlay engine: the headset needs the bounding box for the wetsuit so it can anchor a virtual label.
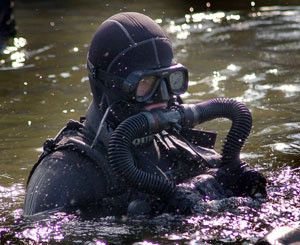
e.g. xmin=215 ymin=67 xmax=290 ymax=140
xmin=24 ymin=12 xmax=267 ymax=217
xmin=24 ymin=112 xmax=221 ymax=217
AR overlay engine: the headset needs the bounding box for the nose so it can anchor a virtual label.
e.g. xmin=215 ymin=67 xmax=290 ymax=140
xmin=144 ymin=79 xmax=170 ymax=104
xmin=158 ymin=79 xmax=170 ymax=102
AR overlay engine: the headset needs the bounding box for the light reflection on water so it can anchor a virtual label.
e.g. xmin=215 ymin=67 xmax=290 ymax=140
xmin=1 ymin=167 xmax=299 ymax=244
xmin=1 ymin=37 xmax=29 ymax=69
xmin=0 ymin=2 xmax=300 ymax=244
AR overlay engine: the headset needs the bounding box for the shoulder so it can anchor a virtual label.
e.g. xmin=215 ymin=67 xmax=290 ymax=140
xmin=37 ymin=148 xmax=103 ymax=175
xmin=27 ymin=148 xmax=106 ymax=198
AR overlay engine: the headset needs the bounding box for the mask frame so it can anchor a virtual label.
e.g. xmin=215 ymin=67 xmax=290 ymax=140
xmin=87 ymin=58 xmax=189 ymax=103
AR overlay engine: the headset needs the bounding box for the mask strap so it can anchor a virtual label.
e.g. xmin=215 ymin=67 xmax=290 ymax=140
xmin=87 ymin=55 xmax=97 ymax=79
xmin=87 ymin=57 xmax=124 ymax=89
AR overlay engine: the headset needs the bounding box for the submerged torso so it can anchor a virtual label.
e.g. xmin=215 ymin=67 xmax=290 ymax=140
xmin=24 ymin=118 xmax=225 ymax=217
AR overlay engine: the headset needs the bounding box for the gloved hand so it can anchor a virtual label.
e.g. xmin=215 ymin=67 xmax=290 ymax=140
xmin=207 ymin=160 xmax=267 ymax=198
xmin=166 ymin=193 xmax=193 ymax=215
xmin=127 ymin=199 xmax=151 ymax=216
xmin=233 ymin=166 xmax=267 ymax=198
xmin=149 ymin=190 xmax=193 ymax=215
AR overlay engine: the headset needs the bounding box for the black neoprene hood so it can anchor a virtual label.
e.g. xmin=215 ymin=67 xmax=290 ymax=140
xmin=87 ymin=12 xmax=176 ymax=120
xmin=88 ymin=12 xmax=174 ymax=78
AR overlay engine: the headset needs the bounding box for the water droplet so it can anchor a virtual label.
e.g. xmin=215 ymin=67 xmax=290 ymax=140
xmin=60 ymin=72 xmax=71 ymax=78
xmin=72 ymin=66 xmax=79 ymax=71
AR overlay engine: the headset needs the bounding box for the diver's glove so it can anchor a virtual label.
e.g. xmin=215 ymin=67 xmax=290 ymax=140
xmin=127 ymin=192 xmax=193 ymax=216
xmin=150 ymin=190 xmax=193 ymax=215
xmin=207 ymin=160 xmax=267 ymax=198
xmin=166 ymin=192 xmax=193 ymax=215
xmin=127 ymin=199 xmax=151 ymax=216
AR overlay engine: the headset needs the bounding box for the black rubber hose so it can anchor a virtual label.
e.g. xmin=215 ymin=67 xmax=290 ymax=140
xmin=192 ymin=98 xmax=252 ymax=164
xmin=108 ymin=98 xmax=252 ymax=197
xmin=108 ymin=113 xmax=176 ymax=198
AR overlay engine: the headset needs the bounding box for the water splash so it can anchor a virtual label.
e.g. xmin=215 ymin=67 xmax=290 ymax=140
xmin=1 ymin=168 xmax=299 ymax=244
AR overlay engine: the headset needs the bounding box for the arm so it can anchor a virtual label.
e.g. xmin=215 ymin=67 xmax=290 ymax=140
xmin=23 ymin=150 xmax=106 ymax=216
xmin=207 ymin=159 xmax=267 ymax=198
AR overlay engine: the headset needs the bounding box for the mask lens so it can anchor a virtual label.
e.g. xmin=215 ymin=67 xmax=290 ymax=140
xmin=169 ymin=71 xmax=186 ymax=94
xmin=136 ymin=75 xmax=157 ymax=99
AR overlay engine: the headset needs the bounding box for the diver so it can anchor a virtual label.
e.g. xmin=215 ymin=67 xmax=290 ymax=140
xmin=23 ymin=12 xmax=266 ymax=218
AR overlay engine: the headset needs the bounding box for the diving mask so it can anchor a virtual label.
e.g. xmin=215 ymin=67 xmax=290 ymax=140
xmin=87 ymin=58 xmax=188 ymax=103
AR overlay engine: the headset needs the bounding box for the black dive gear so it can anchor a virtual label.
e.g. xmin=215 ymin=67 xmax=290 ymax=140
xmin=24 ymin=12 xmax=267 ymax=217
xmin=108 ymin=98 xmax=252 ymax=199
xmin=179 ymin=98 xmax=252 ymax=164
xmin=87 ymin=59 xmax=188 ymax=103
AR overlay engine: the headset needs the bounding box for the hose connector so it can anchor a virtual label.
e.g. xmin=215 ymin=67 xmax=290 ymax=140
xmin=140 ymin=109 xmax=182 ymax=134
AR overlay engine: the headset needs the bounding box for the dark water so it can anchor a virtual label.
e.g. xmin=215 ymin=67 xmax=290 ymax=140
xmin=1 ymin=1 xmax=300 ymax=244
